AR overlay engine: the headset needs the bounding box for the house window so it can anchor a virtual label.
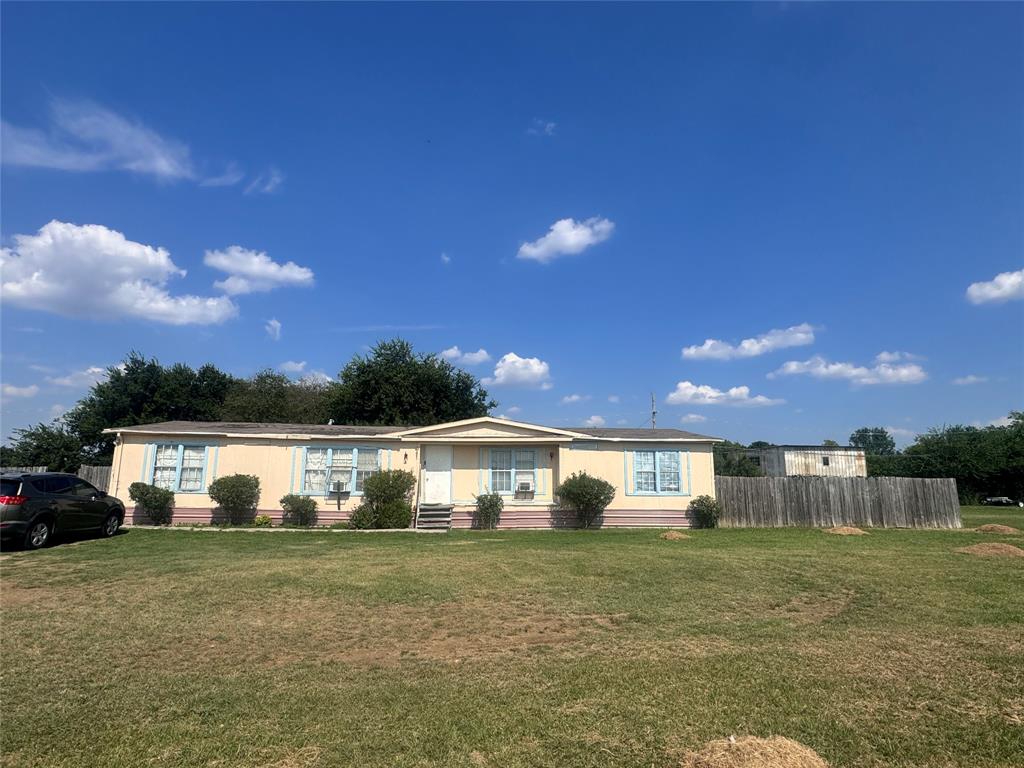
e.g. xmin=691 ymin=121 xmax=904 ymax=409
xmin=822 ymin=455 xmax=830 ymax=467
xmin=302 ymin=447 xmax=378 ymax=495
xmin=151 ymin=444 xmax=208 ymax=493
xmin=633 ymin=450 xmax=683 ymax=495
xmin=490 ymin=449 xmax=536 ymax=494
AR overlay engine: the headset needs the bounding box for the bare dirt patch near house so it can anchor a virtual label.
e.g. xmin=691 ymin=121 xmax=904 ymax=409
xmin=955 ymin=543 xmax=1024 ymax=558
xmin=661 ymin=530 xmax=691 ymax=541
xmin=678 ymin=736 xmax=828 ymax=768
xmin=824 ymin=526 xmax=867 ymax=536
xmin=975 ymin=524 xmax=1020 ymax=535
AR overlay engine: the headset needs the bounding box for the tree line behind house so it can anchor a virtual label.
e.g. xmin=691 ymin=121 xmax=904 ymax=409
xmin=0 ymin=340 xmax=494 ymax=470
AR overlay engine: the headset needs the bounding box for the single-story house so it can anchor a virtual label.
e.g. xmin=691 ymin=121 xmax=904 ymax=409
xmin=743 ymin=444 xmax=867 ymax=478
xmin=104 ymin=417 xmax=723 ymax=529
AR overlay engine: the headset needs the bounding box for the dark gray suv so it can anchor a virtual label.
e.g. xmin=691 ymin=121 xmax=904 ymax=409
xmin=0 ymin=472 xmax=125 ymax=550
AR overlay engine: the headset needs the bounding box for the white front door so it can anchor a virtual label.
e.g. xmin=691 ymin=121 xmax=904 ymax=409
xmin=422 ymin=445 xmax=453 ymax=505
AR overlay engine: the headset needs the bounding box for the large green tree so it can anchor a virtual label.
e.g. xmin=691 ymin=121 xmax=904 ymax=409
xmin=326 ymin=339 xmax=495 ymax=426
xmin=220 ymin=371 xmax=336 ymax=424
xmin=63 ymin=353 xmax=235 ymax=462
xmin=849 ymin=427 xmax=897 ymax=456
xmin=0 ymin=424 xmax=84 ymax=472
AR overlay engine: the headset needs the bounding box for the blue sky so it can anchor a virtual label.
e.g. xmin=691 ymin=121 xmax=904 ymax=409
xmin=2 ymin=2 xmax=1022 ymax=446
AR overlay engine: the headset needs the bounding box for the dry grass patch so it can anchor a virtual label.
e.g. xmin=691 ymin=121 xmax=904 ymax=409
xmin=773 ymin=591 xmax=852 ymax=625
xmin=976 ymin=524 xmax=1020 ymax=535
xmin=955 ymin=543 xmax=1024 ymax=558
xmin=824 ymin=526 xmax=867 ymax=536
xmin=661 ymin=530 xmax=691 ymax=541
xmin=679 ymin=736 xmax=828 ymax=768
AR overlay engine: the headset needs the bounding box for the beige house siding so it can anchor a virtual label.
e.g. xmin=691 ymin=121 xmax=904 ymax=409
xmin=108 ymin=417 xmax=721 ymax=528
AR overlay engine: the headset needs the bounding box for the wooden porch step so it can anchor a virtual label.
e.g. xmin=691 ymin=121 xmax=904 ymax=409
xmin=416 ymin=505 xmax=453 ymax=530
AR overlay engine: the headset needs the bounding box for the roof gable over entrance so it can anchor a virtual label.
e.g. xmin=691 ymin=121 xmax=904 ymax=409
xmin=395 ymin=417 xmax=583 ymax=442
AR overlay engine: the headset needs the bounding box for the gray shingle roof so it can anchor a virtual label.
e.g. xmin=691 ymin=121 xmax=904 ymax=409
xmin=107 ymin=420 xmax=722 ymax=442
xmin=107 ymin=421 xmax=405 ymax=436
xmin=567 ymin=427 xmax=721 ymax=441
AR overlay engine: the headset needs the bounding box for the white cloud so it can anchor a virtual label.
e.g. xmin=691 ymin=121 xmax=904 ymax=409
xmin=265 ymin=318 xmax=282 ymax=341
xmin=874 ymin=351 xmax=921 ymax=363
xmin=300 ymin=370 xmax=333 ymax=385
xmin=770 ymin=354 xmax=927 ymax=386
xmin=199 ymin=163 xmax=245 ymax=188
xmin=504 ymin=406 xmax=522 ymax=416
xmin=517 ymin=217 xmax=614 ymax=263
xmin=527 ymin=118 xmax=557 ymax=136
xmin=1 ymin=100 xmax=194 ymax=180
xmin=483 ymin=353 xmax=553 ymax=389
xmin=0 ymin=220 xmax=237 ymax=325
xmin=607 ymin=395 xmax=620 ymax=403
xmin=583 ymin=415 xmax=605 ymax=427
xmin=683 ymin=323 xmax=815 ymax=360
xmin=279 ymin=360 xmax=307 ymax=374
xmin=680 ymin=413 xmax=708 ymax=424
xmin=47 ymin=366 xmax=108 ymax=388
xmin=885 ymin=426 xmax=918 ymax=439
xmin=205 ymin=246 xmax=314 ymax=295
xmin=952 ymin=374 xmax=988 ymax=386
xmin=440 ymin=252 xmax=451 ymax=265
xmin=441 ymin=346 xmax=491 ymax=366
xmin=987 ymin=415 xmax=1013 ymax=428
xmin=560 ymin=393 xmax=589 ymax=404
xmin=245 ymin=167 xmax=285 ymax=195
xmin=666 ymin=381 xmax=784 ymax=407
xmin=966 ymin=269 xmax=1024 ymax=304
xmin=48 ymin=403 xmax=66 ymax=419
xmin=2 ymin=384 xmax=39 ymax=398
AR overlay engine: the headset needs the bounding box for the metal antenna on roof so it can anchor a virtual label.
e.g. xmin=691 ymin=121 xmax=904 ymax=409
xmin=650 ymin=393 xmax=657 ymax=429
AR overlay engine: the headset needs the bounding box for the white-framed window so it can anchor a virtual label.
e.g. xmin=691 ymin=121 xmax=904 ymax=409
xmin=632 ymin=450 xmax=683 ymax=495
xmin=301 ymin=447 xmax=379 ymax=495
xmin=151 ymin=444 xmax=208 ymax=493
xmin=490 ymin=449 xmax=536 ymax=494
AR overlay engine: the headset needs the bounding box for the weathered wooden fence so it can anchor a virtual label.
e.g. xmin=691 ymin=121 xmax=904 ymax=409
xmin=1 ymin=465 xmax=111 ymax=492
xmin=715 ymin=476 xmax=961 ymax=529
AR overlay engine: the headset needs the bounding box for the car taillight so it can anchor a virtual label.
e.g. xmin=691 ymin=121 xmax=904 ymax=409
xmin=0 ymin=495 xmax=28 ymax=506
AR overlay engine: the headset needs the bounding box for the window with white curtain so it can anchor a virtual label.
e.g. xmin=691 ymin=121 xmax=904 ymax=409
xmin=301 ymin=447 xmax=379 ymax=494
xmin=633 ymin=450 xmax=683 ymax=495
xmin=151 ymin=444 xmax=208 ymax=492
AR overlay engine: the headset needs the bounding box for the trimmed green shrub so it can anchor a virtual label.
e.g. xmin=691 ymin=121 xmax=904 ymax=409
xmin=362 ymin=470 xmax=416 ymax=506
xmin=280 ymin=494 xmax=318 ymax=527
xmin=253 ymin=514 xmax=273 ymax=528
xmin=689 ymin=495 xmax=721 ymax=529
xmin=128 ymin=482 xmax=175 ymax=525
xmin=555 ymin=471 xmax=616 ymax=528
xmin=348 ymin=504 xmax=376 ymax=530
xmin=208 ymin=474 xmax=261 ymax=525
xmin=377 ymin=499 xmax=413 ymax=529
xmin=473 ymin=493 xmax=503 ymax=529
xmin=347 ymin=469 xmax=416 ymax=529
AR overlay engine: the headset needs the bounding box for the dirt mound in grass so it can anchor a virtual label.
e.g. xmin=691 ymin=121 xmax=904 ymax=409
xmin=661 ymin=530 xmax=691 ymax=541
xmin=680 ymin=736 xmax=828 ymax=768
xmin=824 ymin=526 xmax=867 ymax=536
xmin=976 ymin=524 xmax=1020 ymax=535
xmin=955 ymin=543 xmax=1024 ymax=558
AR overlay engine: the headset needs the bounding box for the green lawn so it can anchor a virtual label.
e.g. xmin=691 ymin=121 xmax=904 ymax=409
xmin=2 ymin=508 xmax=1022 ymax=768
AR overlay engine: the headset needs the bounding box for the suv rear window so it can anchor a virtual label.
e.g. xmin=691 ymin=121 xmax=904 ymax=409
xmin=42 ymin=476 xmax=74 ymax=494
xmin=1 ymin=480 xmax=21 ymax=496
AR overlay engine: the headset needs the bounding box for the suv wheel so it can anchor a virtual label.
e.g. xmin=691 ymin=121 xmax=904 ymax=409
xmin=101 ymin=513 xmax=120 ymax=538
xmin=24 ymin=520 xmax=52 ymax=550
